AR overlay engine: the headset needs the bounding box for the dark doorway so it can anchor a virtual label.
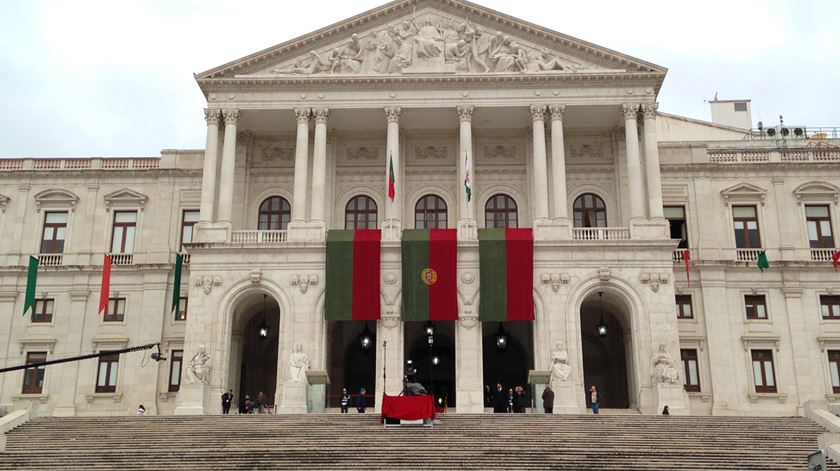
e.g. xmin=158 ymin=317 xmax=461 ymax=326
xmin=326 ymin=321 xmax=377 ymax=409
xmin=404 ymin=321 xmax=456 ymax=408
xmin=482 ymin=321 xmax=534 ymax=398
xmin=238 ymin=308 xmax=279 ymax=409
xmin=580 ymin=308 xmax=630 ymax=408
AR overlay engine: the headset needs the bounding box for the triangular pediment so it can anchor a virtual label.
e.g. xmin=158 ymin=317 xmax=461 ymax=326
xmin=34 ymin=189 xmax=79 ymax=211
xmin=103 ymin=188 xmax=148 ymax=210
xmin=720 ymin=182 xmax=767 ymax=203
xmin=197 ymin=0 xmax=665 ymax=86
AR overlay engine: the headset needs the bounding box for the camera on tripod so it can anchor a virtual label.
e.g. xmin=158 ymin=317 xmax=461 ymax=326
xmin=404 ymin=359 xmax=417 ymax=382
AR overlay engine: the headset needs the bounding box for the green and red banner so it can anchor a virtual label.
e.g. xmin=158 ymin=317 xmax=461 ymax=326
xmin=401 ymin=229 xmax=457 ymax=321
xmin=326 ymin=230 xmax=381 ymax=320
xmin=22 ymin=256 xmax=39 ymax=317
xmin=478 ymin=228 xmax=534 ymax=321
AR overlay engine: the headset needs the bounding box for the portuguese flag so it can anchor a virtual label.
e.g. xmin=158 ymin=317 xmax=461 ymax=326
xmin=479 ymin=228 xmax=534 ymax=321
xmin=401 ymin=229 xmax=457 ymax=321
xmin=325 ymin=230 xmax=381 ymax=320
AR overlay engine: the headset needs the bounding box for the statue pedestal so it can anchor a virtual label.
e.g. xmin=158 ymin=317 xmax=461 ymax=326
xmin=306 ymin=370 xmax=329 ymax=414
xmin=174 ymin=383 xmax=209 ymax=415
xmin=277 ymin=381 xmax=308 ymax=414
xmin=552 ymin=383 xmax=582 ymax=414
xmin=653 ymin=383 xmax=690 ymax=416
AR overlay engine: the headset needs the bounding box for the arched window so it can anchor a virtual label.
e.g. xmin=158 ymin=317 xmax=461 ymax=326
xmin=484 ymin=194 xmax=518 ymax=229
xmin=415 ymin=195 xmax=448 ymax=229
xmin=258 ymin=196 xmax=291 ymax=230
xmin=345 ymin=195 xmax=378 ymax=230
xmin=573 ymin=193 xmax=607 ymax=228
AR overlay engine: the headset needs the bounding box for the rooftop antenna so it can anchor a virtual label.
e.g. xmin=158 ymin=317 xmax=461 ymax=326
xmin=713 ymin=91 xmax=718 ymax=101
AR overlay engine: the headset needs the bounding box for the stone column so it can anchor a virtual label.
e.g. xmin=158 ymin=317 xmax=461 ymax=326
xmin=310 ymin=108 xmax=330 ymax=231
xmin=383 ymin=106 xmax=401 ymax=239
xmin=291 ymin=108 xmax=311 ymax=223
xmin=198 ymin=109 xmax=221 ymax=224
xmin=216 ymin=109 xmax=240 ymax=227
xmin=641 ymin=103 xmax=664 ymax=219
xmin=549 ymin=105 xmax=569 ymax=221
xmin=622 ymin=103 xmax=645 ymax=221
xmin=457 ymin=105 xmax=476 ymax=240
xmin=782 ymin=284 xmax=815 ymax=412
xmin=374 ymin=318 xmax=404 ymax=414
xmin=455 ymin=312 xmax=484 ymax=413
xmin=530 ymin=105 xmax=550 ymax=223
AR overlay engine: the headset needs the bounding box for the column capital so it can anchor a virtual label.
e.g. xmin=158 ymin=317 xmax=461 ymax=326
xmin=203 ymin=108 xmax=221 ymax=125
xmin=529 ymin=104 xmax=547 ymax=121
xmin=548 ymin=105 xmax=566 ymax=121
xmin=223 ymin=109 xmax=240 ymax=125
xmin=384 ymin=106 xmax=401 ymax=123
xmin=294 ymin=108 xmax=311 ymax=124
xmin=456 ymin=105 xmax=474 ymax=122
xmin=641 ymin=102 xmax=659 ymax=120
xmin=313 ymin=107 xmax=330 ymax=124
xmin=621 ymin=103 xmax=640 ymax=120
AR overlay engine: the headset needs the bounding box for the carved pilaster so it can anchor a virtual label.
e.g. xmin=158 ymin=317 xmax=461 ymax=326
xmin=313 ymin=107 xmax=330 ymax=124
xmin=203 ymin=108 xmax=221 ymax=125
xmin=384 ymin=106 xmax=401 ymax=123
xmin=621 ymin=103 xmax=640 ymax=120
xmin=456 ymin=105 xmax=474 ymax=122
xmin=294 ymin=108 xmax=311 ymax=123
xmin=223 ymin=109 xmax=240 ymax=125
xmin=549 ymin=105 xmax=566 ymax=121
xmin=529 ymin=104 xmax=546 ymax=121
xmin=641 ymin=102 xmax=659 ymax=120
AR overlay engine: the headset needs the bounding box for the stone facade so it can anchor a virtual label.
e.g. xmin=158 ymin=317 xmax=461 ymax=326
xmin=1 ymin=0 xmax=839 ymax=417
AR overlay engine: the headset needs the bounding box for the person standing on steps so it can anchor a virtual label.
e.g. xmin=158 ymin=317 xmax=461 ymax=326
xmin=590 ymin=385 xmax=600 ymax=415
xmin=493 ymin=383 xmax=507 ymax=413
xmin=257 ymin=390 xmax=267 ymax=414
xmin=340 ymin=388 xmax=351 ymax=413
xmin=221 ymin=389 xmax=233 ymax=415
xmin=136 ymin=405 xmax=146 ymax=416
xmin=542 ymin=385 xmax=554 ymax=414
xmin=356 ymin=387 xmax=367 ymax=413
xmin=662 ymin=405 xmax=670 ymax=415
xmin=507 ymin=388 xmax=514 ymax=413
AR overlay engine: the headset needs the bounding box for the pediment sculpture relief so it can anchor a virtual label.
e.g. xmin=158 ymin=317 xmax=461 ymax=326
xmin=269 ymin=12 xmax=597 ymax=77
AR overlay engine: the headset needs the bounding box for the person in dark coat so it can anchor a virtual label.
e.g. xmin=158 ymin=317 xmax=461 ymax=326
xmin=493 ymin=383 xmax=507 ymax=413
xmin=221 ymin=389 xmax=233 ymax=415
xmin=356 ymin=388 xmax=367 ymax=413
xmin=340 ymin=388 xmax=352 ymax=414
xmin=542 ymin=385 xmax=555 ymax=414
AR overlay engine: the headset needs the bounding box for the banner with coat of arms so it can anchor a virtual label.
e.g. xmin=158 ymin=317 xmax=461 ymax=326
xmin=401 ymin=229 xmax=458 ymax=321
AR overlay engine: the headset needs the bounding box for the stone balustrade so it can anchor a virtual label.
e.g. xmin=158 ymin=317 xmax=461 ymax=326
xmin=230 ymin=230 xmax=288 ymax=244
xmin=572 ymin=227 xmax=631 ymax=241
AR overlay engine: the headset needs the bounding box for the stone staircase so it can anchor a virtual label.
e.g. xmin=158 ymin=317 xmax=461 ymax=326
xmin=0 ymin=413 xmax=834 ymax=470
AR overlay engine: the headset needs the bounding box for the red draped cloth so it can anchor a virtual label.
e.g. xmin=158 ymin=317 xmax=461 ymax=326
xmin=381 ymin=394 xmax=436 ymax=421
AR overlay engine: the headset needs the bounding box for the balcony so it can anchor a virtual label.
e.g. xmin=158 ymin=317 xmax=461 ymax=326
xmin=38 ymin=254 xmax=63 ymax=267
xmin=811 ymin=248 xmax=837 ymax=262
xmin=672 ymin=248 xmax=688 ymax=262
xmin=230 ymin=230 xmax=288 ymax=244
xmin=108 ymin=253 xmax=134 ymax=265
xmin=735 ymin=249 xmax=763 ymax=262
xmin=572 ymin=227 xmax=630 ymax=241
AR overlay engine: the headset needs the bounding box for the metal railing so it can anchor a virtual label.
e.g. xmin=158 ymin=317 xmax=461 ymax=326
xmin=736 ymin=248 xmax=763 ymax=262
xmin=572 ymin=227 xmax=630 ymax=241
xmin=108 ymin=253 xmax=134 ymax=265
xmin=230 ymin=230 xmax=288 ymax=244
xmin=38 ymin=254 xmax=63 ymax=267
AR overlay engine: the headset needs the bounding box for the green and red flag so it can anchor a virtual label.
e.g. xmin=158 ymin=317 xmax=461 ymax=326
xmin=388 ymin=154 xmax=396 ymax=201
xmin=464 ymin=151 xmax=472 ymax=203
xmin=401 ymin=229 xmax=457 ymax=321
xmin=326 ymin=230 xmax=381 ymax=320
xmin=98 ymin=254 xmax=113 ymax=316
xmin=478 ymin=228 xmax=534 ymax=321
xmin=22 ymin=256 xmax=39 ymax=317
xmin=833 ymin=250 xmax=840 ymax=272
xmin=171 ymin=253 xmax=183 ymax=316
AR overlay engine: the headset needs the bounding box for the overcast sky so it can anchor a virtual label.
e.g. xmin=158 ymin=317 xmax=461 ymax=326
xmin=1 ymin=0 xmax=837 ymax=157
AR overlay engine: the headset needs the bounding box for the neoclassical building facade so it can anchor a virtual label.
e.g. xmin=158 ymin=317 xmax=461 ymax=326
xmin=1 ymin=0 xmax=839 ymax=417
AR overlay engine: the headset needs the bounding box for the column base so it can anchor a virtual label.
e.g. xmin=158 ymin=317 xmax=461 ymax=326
xmin=551 ymin=382 xmax=584 ymax=414
xmin=381 ymin=219 xmax=402 ymax=241
xmin=277 ymin=381 xmax=308 ymax=414
xmin=194 ymin=221 xmax=231 ymax=243
xmin=534 ymin=218 xmax=573 ymax=241
xmin=629 ymin=217 xmax=669 ymax=240
xmin=173 ymin=383 xmax=210 ymax=415
xmin=457 ymin=219 xmax=477 ymax=241
xmin=51 ymin=405 xmax=76 ymax=417
xmin=652 ymin=383 xmax=690 ymax=416
xmin=286 ymin=221 xmax=324 ymax=242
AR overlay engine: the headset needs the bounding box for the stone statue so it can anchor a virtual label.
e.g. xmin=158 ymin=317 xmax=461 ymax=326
xmin=490 ymin=36 xmax=524 ymax=72
xmin=550 ymin=341 xmax=571 ymax=386
xmin=412 ymin=18 xmax=444 ymax=59
xmin=186 ymin=345 xmax=211 ymax=385
xmin=288 ymin=343 xmax=310 ymax=382
xmin=651 ymin=344 xmax=679 ymax=384
xmin=525 ymin=50 xmax=574 ymax=73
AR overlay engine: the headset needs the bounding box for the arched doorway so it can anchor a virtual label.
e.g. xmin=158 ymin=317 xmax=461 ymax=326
xmin=326 ymin=321 xmax=377 ymax=409
xmin=228 ymin=292 xmax=280 ymax=412
xmin=580 ymin=291 xmax=631 ymax=409
xmin=404 ymin=321 xmax=456 ymax=408
xmin=482 ymin=321 xmax=534 ymax=403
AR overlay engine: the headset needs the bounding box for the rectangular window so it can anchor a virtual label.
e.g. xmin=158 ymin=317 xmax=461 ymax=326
xmin=32 ymin=299 xmax=54 ymax=323
xmin=751 ymin=349 xmax=776 ymax=393
xmin=822 ymin=295 xmax=840 ymax=319
xmin=174 ymin=297 xmax=188 ymax=321
xmin=180 ymin=210 xmax=200 ymax=249
xmin=806 ymin=205 xmax=835 ymax=249
xmin=110 ymin=211 xmax=137 ymax=254
xmin=733 ymin=206 xmax=761 ymax=249
xmin=40 ymin=211 xmax=68 ymax=254
xmin=745 ymin=295 xmax=768 ymax=320
xmin=96 ymin=353 xmax=119 ymax=393
xmin=733 ymin=102 xmax=748 ymax=112
xmin=675 ymin=295 xmax=693 ymax=319
xmin=169 ymin=350 xmax=183 ymax=392
xmin=22 ymin=352 xmax=47 ymax=394
xmin=681 ymin=349 xmax=700 ymax=392
xmin=829 ymin=350 xmax=840 ymax=394
xmin=104 ymin=298 xmax=126 ymax=322
xmin=664 ymin=206 xmax=688 ymax=248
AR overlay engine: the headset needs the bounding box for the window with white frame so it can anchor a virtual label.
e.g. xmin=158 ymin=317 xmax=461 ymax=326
xmin=828 ymin=350 xmax=840 ymax=394
xmin=96 ymin=353 xmax=119 ymax=393
xmin=110 ymin=211 xmax=137 ymax=253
